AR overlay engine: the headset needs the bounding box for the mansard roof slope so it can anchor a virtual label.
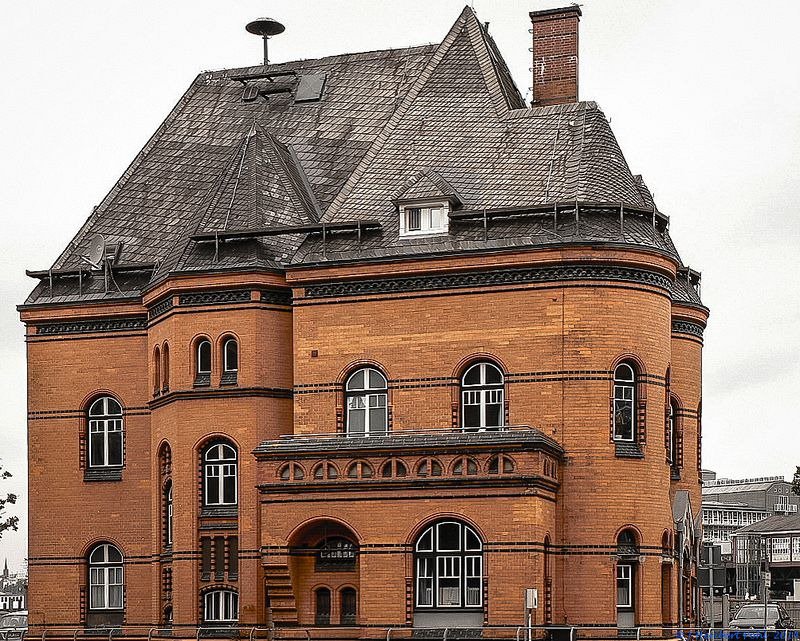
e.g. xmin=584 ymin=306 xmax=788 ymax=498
xmin=26 ymin=6 xmax=686 ymax=306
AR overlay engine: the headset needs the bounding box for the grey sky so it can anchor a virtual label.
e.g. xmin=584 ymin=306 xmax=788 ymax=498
xmin=1 ymin=0 xmax=799 ymax=572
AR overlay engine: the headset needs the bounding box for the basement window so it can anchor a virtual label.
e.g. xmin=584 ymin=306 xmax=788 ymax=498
xmin=399 ymin=202 xmax=449 ymax=237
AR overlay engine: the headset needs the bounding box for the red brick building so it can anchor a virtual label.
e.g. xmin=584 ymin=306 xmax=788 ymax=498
xmin=21 ymin=6 xmax=708 ymax=637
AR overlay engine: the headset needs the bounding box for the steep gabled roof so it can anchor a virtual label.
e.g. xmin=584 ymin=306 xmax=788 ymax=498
xmin=26 ymin=6 xmax=688 ymax=306
xmin=394 ymin=169 xmax=463 ymax=205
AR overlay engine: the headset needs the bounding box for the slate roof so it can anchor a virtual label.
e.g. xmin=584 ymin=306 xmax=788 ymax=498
xmin=736 ymin=514 xmax=800 ymax=535
xmin=25 ymin=6 xmax=701 ymax=306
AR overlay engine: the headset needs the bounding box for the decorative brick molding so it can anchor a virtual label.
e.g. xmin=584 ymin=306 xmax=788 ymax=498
xmin=178 ymin=289 xmax=252 ymax=306
xmin=36 ymin=316 xmax=147 ymax=335
xmin=260 ymin=289 xmax=293 ymax=306
xmin=671 ymin=320 xmax=704 ymax=338
xmin=303 ymin=264 xmax=673 ymax=299
xmin=148 ymin=296 xmax=174 ymax=319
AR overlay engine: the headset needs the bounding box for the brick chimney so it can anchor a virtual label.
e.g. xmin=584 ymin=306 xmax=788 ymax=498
xmin=529 ymin=6 xmax=581 ymax=106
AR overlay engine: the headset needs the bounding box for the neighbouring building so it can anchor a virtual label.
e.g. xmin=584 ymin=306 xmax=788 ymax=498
xmin=0 ymin=560 xmax=28 ymax=612
xmin=20 ymin=6 xmax=708 ymax=636
xmin=733 ymin=515 xmax=800 ymax=600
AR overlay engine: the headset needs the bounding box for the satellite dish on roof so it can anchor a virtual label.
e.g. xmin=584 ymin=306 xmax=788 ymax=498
xmin=82 ymin=234 xmax=106 ymax=269
xmin=246 ymin=17 xmax=285 ymax=66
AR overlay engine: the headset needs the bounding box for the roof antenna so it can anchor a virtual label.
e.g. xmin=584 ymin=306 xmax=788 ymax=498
xmin=246 ymin=17 xmax=285 ymax=66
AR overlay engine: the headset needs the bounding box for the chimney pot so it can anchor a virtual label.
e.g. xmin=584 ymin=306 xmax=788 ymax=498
xmin=529 ymin=6 xmax=581 ymax=106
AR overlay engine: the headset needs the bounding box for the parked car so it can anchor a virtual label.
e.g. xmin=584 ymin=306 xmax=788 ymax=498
xmin=729 ymin=604 xmax=797 ymax=641
xmin=0 ymin=610 xmax=27 ymax=640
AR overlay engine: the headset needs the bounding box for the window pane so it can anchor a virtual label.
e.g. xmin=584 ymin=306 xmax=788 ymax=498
xmin=361 ymin=464 xmax=373 ymax=478
xmin=485 ymin=402 xmax=502 ymax=427
xmin=346 ymin=370 xmax=365 ymax=390
xmin=206 ymin=469 xmax=220 ymax=505
xmin=225 ymin=340 xmax=238 ymax=372
xmin=463 ymin=404 xmax=481 ymax=428
xmin=368 ymin=369 xmax=386 ymax=389
xmin=198 ymin=341 xmax=211 ymax=373
xmin=417 ymin=528 xmax=433 ymax=552
xmin=106 ymin=398 xmax=122 ymax=415
xmin=484 ymin=364 xmax=503 ymax=384
xmin=438 ymin=523 xmax=461 ymax=551
xmin=107 ymin=546 xmax=122 ymax=563
xmin=108 ymin=430 xmax=123 ymax=466
xmin=430 ymin=460 xmax=442 ymax=476
xmin=502 ymin=457 xmax=515 ymax=473
xmin=614 ymin=399 xmax=634 ymax=440
xmin=223 ymin=474 xmax=236 ymax=504
xmin=90 ymin=584 xmax=105 ymax=609
xmin=348 ymin=403 xmax=366 ymax=435
xmin=109 ymin=584 xmax=123 ymax=609
xmin=381 ymin=462 xmax=392 ymax=478
xmin=90 ymin=431 xmax=105 ymax=466
xmin=396 ymin=461 xmax=407 ymax=477
xmin=407 ymin=208 xmax=421 ymax=231
xmin=465 ymin=528 xmax=482 ymax=551
xmin=368 ymin=406 xmax=387 ymax=434
xmin=463 ymin=365 xmax=481 ymax=386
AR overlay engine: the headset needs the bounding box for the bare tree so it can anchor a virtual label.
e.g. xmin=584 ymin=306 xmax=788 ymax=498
xmin=0 ymin=463 xmax=19 ymax=538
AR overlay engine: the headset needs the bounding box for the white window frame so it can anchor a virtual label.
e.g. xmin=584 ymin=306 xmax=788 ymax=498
xmin=88 ymin=544 xmax=124 ymax=610
xmin=88 ymin=397 xmax=124 ymax=468
xmin=345 ymin=368 xmax=388 ymax=436
xmin=223 ymin=338 xmax=238 ymax=373
xmin=771 ymin=537 xmax=791 ymax=562
xmin=204 ymin=443 xmax=238 ymax=507
xmin=399 ymin=201 xmax=449 ymax=237
xmin=616 ymin=563 xmax=633 ymax=609
xmin=613 ymin=364 xmax=636 ymax=442
xmin=461 ymin=362 xmax=505 ymax=431
xmin=204 ymin=589 xmax=238 ymax=623
xmin=197 ymin=340 xmax=212 ymax=375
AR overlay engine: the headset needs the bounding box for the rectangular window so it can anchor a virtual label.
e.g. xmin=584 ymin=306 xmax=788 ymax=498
xmin=406 ymin=208 xmax=421 ymax=231
xmin=771 ymin=537 xmax=791 ymax=562
xmin=416 ymin=557 xmax=434 ymax=607
xmin=792 ymin=538 xmax=800 ymax=561
xmin=465 ymin=556 xmax=482 ymax=606
xmin=437 ymin=556 xmax=461 ymax=607
xmin=206 ymin=465 xmax=220 ymax=505
xmin=613 ymin=386 xmax=634 ymax=441
xmin=89 ymin=568 xmax=105 ymax=609
xmin=617 ymin=564 xmax=633 ymax=609
xmin=108 ymin=567 xmax=124 ymax=608
xmin=222 ymin=464 xmax=237 ymax=504
xmin=401 ymin=204 xmax=448 ymax=236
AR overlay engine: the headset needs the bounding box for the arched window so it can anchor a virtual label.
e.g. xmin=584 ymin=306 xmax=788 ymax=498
xmin=88 ymin=543 xmax=124 ymax=610
xmin=221 ymin=337 xmax=238 ymax=385
xmin=616 ymin=529 xmax=639 ymax=625
xmin=315 ymin=587 xmax=331 ymax=625
xmin=312 ymin=462 xmax=339 ymax=480
xmin=164 ymin=481 xmax=173 ymax=548
xmin=340 ymin=587 xmax=357 ymax=625
xmin=461 ymin=362 xmax=504 ymax=430
xmin=613 ymin=363 xmax=636 ymax=442
xmin=195 ymin=339 xmax=212 ymax=386
xmin=415 ymin=521 xmax=483 ymax=609
xmin=451 ymin=456 xmax=478 ymax=476
xmin=153 ymin=346 xmax=161 ymax=395
xmin=416 ymin=458 xmax=443 ymax=477
xmin=381 ymin=459 xmax=408 ymax=478
xmin=668 ymin=398 xmax=679 ymax=466
xmin=88 ymin=397 xmax=123 ymax=468
xmin=162 ymin=343 xmax=170 ymax=392
xmin=279 ymin=462 xmax=305 ymax=481
xmin=346 ymin=461 xmax=374 ymax=479
xmin=487 ymin=454 xmax=515 ymax=475
xmin=204 ymin=589 xmax=238 ymax=623
xmin=203 ymin=442 xmax=237 ymax=507
xmin=345 ymin=368 xmax=388 ymax=436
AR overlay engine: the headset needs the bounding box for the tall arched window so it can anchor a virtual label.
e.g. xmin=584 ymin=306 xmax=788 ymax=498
xmin=461 ymin=362 xmax=504 ymax=430
xmin=315 ymin=587 xmax=331 ymax=625
xmin=345 ymin=368 xmax=388 ymax=436
xmin=88 ymin=397 xmax=123 ymax=468
xmin=616 ymin=529 xmax=639 ymax=628
xmin=668 ymin=398 xmax=679 ymax=466
xmin=162 ymin=343 xmax=170 ymax=392
xmin=340 ymin=587 xmax=357 ymax=625
xmin=195 ymin=339 xmax=212 ymax=386
xmin=88 ymin=543 xmax=124 ymax=610
xmin=204 ymin=589 xmax=238 ymax=623
xmin=222 ymin=337 xmax=238 ymax=385
xmin=415 ymin=521 xmax=483 ymax=610
xmin=203 ymin=442 xmax=237 ymax=507
xmin=613 ymin=363 xmax=636 ymax=442
xmin=164 ymin=481 xmax=173 ymax=548
xmin=153 ymin=346 xmax=161 ymax=395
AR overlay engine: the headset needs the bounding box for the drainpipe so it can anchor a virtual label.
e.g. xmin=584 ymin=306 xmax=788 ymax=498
xmin=678 ymin=522 xmax=685 ymax=631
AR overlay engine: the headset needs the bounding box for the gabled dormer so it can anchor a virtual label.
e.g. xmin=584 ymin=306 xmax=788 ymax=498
xmin=394 ymin=169 xmax=462 ymax=238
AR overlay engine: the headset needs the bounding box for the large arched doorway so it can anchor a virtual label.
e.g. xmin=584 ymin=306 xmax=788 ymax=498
xmin=414 ymin=520 xmax=484 ymax=628
xmin=288 ymin=519 xmax=360 ymax=627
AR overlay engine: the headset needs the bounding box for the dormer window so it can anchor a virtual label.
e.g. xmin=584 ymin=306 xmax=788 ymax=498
xmin=399 ymin=202 xmax=449 ymax=237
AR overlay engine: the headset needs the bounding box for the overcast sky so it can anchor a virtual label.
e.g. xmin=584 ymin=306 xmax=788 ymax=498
xmin=1 ymin=0 xmax=799 ymax=573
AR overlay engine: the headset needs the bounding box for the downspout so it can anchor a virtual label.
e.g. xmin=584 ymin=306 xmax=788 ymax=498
xmin=678 ymin=521 xmax=685 ymax=630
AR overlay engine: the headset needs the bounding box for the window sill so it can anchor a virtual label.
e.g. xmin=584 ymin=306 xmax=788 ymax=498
xmin=84 ymin=467 xmax=123 ymax=482
xmin=220 ymin=372 xmax=238 ymax=386
xmin=200 ymin=506 xmax=238 ymax=518
xmin=614 ymin=441 xmax=644 ymax=458
xmin=194 ymin=374 xmax=211 ymax=387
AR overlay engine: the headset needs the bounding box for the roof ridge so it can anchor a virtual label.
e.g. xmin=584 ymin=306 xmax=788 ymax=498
xmin=324 ymin=6 xmax=474 ymax=220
